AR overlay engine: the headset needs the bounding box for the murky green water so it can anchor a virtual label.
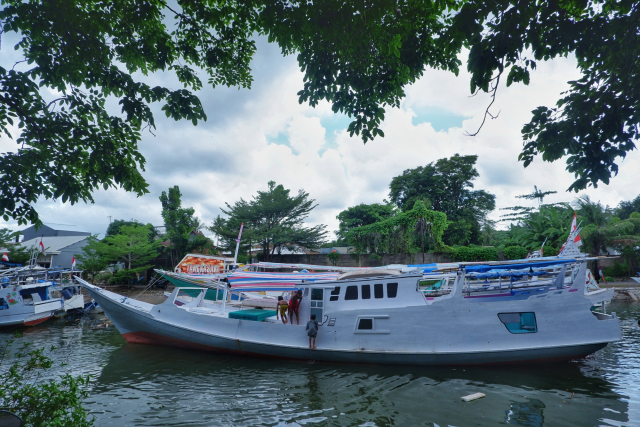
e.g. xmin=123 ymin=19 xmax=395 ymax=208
xmin=2 ymin=302 xmax=639 ymax=426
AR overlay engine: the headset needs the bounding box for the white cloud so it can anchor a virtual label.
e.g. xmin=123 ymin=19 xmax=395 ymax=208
xmin=2 ymin=38 xmax=639 ymax=239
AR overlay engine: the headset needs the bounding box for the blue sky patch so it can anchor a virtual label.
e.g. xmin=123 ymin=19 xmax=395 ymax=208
xmin=410 ymin=106 xmax=469 ymax=131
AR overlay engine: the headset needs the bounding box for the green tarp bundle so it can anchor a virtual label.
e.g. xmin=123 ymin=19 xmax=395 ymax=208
xmin=228 ymin=309 xmax=277 ymax=321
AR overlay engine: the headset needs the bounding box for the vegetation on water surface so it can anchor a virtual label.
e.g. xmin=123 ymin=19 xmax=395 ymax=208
xmin=0 ymin=0 xmax=637 ymax=226
xmin=0 ymin=336 xmax=95 ymax=427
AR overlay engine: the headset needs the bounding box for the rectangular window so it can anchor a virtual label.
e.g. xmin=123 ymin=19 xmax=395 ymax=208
xmin=311 ymin=288 xmax=323 ymax=301
xmin=0 ymin=298 xmax=6 ymax=309
xmin=330 ymin=286 xmax=340 ymax=301
xmin=374 ymin=284 xmax=384 ymax=299
xmin=345 ymin=285 xmax=358 ymax=300
xmin=361 ymin=285 xmax=371 ymax=299
xmin=387 ymin=283 xmax=398 ymax=298
xmin=498 ymin=312 xmax=537 ymax=334
xmin=357 ymin=318 xmax=373 ymax=330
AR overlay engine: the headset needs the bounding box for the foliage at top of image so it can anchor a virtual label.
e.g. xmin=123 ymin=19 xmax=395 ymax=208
xmin=0 ymin=0 xmax=636 ymax=226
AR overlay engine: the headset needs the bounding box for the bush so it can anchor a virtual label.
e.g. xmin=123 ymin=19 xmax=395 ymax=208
xmin=326 ymin=251 xmax=340 ymax=266
xmin=543 ymin=247 xmax=559 ymax=257
xmin=602 ymin=262 xmax=629 ymax=277
xmin=0 ymin=339 xmax=95 ymax=427
xmin=451 ymin=246 xmax=499 ymax=262
xmin=368 ymin=253 xmax=382 ymax=265
xmin=503 ymin=246 xmax=528 ymax=260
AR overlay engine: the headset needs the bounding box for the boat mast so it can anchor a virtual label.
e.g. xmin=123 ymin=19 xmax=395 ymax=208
xmin=232 ymin=223 xmax=244 ymax=268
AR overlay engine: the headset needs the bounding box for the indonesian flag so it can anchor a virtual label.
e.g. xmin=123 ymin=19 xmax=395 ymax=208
xmin=71 ymin=256 xmax=76 ymax=270
xmin=39 ymin=238 xmax=46 ymax=255
xmin=571 ymin=213 xmax=582 ymax=247
xmin=2 ymin=253 xmax=8 ymax=262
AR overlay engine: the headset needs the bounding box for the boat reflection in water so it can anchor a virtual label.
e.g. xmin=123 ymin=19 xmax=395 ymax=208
xmin=88 ymin=341 xmax=628 ymax=427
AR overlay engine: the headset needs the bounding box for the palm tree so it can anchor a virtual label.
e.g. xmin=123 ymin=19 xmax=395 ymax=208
xmin=572 ymin=196 xmax=612 ymax=255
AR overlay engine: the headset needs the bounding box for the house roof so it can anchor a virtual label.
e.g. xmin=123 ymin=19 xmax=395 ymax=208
xmin=18 ymin=235 xmax=88 ymax=254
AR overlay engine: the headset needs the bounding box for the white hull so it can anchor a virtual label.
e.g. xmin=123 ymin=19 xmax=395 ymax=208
xmin=77 ymin=261 xmax=621 ymax=366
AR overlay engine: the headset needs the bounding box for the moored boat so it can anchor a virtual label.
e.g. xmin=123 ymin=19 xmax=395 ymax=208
xmin=77 ymin=258 xmax=621 ymax=365
xmin=0 ymin=282 xmax=63 ymax=327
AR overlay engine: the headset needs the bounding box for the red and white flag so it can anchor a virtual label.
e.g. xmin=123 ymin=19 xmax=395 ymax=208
xmin=570 ymin=213 xmax=582 ymax=247
xmin=2 ymin=253 xmax=8 ymax=262
xmin=39 ymin=238 xmax=46 ymax=255
xmin=71 ymin=256 xmax=76 ymax=270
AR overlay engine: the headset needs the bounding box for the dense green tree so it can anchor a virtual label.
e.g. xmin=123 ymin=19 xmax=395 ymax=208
xmin=102 ymin=224 xmax=161 ymax=282
xmin=615 ymin=194 xmax=640 ymax=220
xmin=211 ymin=181 xmax=327 ymax=261
xmin=336 ymin=203 xmax=396 ymax=242
xmin=160 ymin=186 xmax=202 ymax=266
xmin=501 ymin=204 xmax=574 ymax=251
xmin=106 ymin=219 xmax=144 ymax=238
xmin=388 ymin=154 xmax=495 ymax=245
xmin=2 ymin=1 xmax=633 ymax=226
xmin=345 ymin=200 xmax=448 ymax=261
xmin=0 ymin=228 xmax=31 ymax=264
xmin=75 ymin=234 xmax=110 ymax=283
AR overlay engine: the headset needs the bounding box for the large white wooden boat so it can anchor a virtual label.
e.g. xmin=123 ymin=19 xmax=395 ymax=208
xmin=77 ymin=259 xmax=621 ymax=365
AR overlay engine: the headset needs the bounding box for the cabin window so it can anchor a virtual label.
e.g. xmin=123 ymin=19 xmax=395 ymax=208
xmin=311 ymin=288 xmax=323 ymax=300
xmin=330 ymin=287 xmax=340 ymax=301
xmin=361 ymin=285 xmax=371 ymax=299
xmin=387 ymin=283 xmax=398 ymax=298
xmin=345 ymin=285 xmax=358 ymax=300
xmin=0 ymin=298 xmax=7 ymax=309
xmin=374 ymin=284 xmax=384 ymax=299
xmin=498 ymin=312 xmax=537 ymax=334
xmin=357 ymin=318 xmax=373 ymax=330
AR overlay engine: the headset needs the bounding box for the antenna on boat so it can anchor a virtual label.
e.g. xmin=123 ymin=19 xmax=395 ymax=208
xmin=232 ymin=223 xmax=244 ymax=268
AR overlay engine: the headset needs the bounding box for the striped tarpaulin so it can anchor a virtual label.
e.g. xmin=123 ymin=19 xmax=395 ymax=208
xmin=228 ymin=271 xmax=339 ymax=291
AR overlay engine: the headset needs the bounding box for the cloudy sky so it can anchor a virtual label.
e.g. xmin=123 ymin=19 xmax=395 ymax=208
xmin=2 ymin=36 xmax=639 ymax=240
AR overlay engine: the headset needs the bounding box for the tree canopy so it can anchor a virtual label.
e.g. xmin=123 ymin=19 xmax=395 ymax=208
xmin=336 ymin=202 xmax=397 ymax=242
xmin=1 ymin=0 xmax=636 ymax=226
xmin=211 ymin=181 xmax=327 ymax=261
xmin=389 ymin=154 xmax=496 ymax=245
xmin=160 ymin=186 xmax=209 ymax=266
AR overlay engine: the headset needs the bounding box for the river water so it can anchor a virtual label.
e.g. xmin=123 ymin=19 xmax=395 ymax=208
xmin=1 ymin=302 xmax=639 ymax=427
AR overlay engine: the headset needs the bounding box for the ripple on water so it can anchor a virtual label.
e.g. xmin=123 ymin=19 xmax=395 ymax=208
xmin=2 ymin=303 xmax=640 ymax=426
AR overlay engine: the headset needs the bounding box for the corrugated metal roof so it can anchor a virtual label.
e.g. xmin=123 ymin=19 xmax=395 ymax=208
xmin=18 ymin=235 xmax=88 ymax=252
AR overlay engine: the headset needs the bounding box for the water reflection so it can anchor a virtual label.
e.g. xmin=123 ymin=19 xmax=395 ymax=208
xmin=2 ymin=303 xmax=639 ymax=426
xmin=506 ymin=398 xmax=545 ymax=426
xmin=86 ymin=341 xmax=628 ymax=427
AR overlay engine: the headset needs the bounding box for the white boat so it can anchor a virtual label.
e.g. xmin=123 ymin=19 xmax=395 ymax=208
xmin=77 ymin=259 xmax=621 ymax=365
xmin=0 ymin=282 xmax=63 ymax=327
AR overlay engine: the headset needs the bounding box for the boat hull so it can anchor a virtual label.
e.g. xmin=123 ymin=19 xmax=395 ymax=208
xmin=82 ymin=280 xmax=619 ymax=366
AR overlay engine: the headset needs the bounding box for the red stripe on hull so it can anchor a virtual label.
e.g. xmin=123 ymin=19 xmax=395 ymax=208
xmin=122 ymin=331 xmax=258 ymax=357
xmin=24 ymin=314 xmax=53 ymax=326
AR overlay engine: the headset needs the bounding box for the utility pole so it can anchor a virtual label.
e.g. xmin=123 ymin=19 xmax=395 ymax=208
xmin=108 ymin=216 xmax=112 ymax=223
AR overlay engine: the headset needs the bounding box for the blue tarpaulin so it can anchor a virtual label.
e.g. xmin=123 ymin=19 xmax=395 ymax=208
xmin=463 ymin=259 xmax=576 ymax=273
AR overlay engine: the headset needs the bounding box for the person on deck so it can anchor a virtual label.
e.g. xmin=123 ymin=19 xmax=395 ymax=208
xmin=306 ymin=314 xmax=319 ymax=349
xmin=289 ymin=290 xmax=303 ymax=325
xmin=277 ymin=296 xmax=288 ymax=324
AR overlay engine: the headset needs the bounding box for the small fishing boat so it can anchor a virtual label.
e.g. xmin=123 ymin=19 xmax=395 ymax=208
xmin=77 ymin=258 xmax=620 ymax=365
xmin=0 ymin=282 xmax=63 ymax=327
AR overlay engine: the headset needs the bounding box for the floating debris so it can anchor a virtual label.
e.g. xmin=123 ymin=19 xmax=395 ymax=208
xmin=461 ymin=393 xmax=486 ymax=402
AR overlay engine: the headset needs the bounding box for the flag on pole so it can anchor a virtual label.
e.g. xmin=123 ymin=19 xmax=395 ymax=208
xmin=570 ymin=213 xmax=583 ymax=247
xmin=39 ymin=237 xmax=46 ymax=255
xmin=2 ymin=253 xmax=8 ymax=262
xmin=71 ymin=256 xmax=76 ymax=270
